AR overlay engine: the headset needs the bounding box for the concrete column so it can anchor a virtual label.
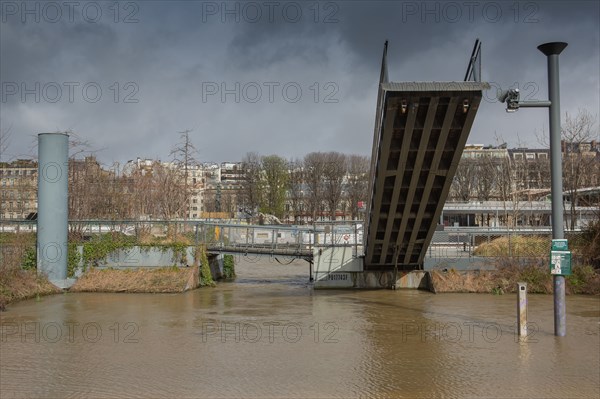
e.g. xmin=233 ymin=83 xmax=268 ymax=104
xmin=37 ymin=133 xmax=69 ymax=285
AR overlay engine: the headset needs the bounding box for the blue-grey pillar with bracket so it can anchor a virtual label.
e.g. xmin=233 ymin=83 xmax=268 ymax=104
xmin=37 ymin=132 xmax=69 ymax=284
xmin=538 ymin=42 xmax=568 ymax=337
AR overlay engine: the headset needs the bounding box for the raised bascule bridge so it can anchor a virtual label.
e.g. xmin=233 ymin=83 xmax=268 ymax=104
xmin=311 ymin=40 xmax=488 ymax=287
xmin=363 ymin=40 xmax=489 ymax=273
xmin=204 ymin=40 xmax=490 ymax=288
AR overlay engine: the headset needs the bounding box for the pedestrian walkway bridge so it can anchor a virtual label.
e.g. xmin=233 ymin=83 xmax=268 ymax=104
xmin=198 ymin=222 xmax=362 ymax=262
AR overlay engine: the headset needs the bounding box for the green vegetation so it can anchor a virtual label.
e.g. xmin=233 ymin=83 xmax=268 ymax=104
xmin=164 ymin=241 xmax=189 ymax=266
xmin=196 ymin=246 xmax=215 ymax=287
xmin=493 ymin=261 xmax=552 ymax=294
xmin=566 ymin=264 xmax=600 ymax=294
xmin=223 ymin=254 xmax=236 ymax=279
xmin=81 ymin=233 xmax=136 ymax=269
xmin=580 ymin=218 xmax=600 ymax=268
xmin=22 ymin=246 xmax=37 ymax=271
xmin=460 ymin=234 xmax=600 ymax=294
xmin=259 ymin=155 xmax=289 ymax=219
xmin=0 ymin=233 xmax=59 ymax=310
xmin=67 ymin=243 xmax=82 ymax=278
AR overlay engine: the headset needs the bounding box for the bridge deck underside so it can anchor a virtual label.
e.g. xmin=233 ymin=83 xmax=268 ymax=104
xmin=206 ymin=244 xmax=313 ymax=259
xmin=365 ymin=83 xmax=486 ymax=270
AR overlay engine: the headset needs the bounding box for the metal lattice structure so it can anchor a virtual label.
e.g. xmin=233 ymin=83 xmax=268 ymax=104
xmin=364 ymin=42 xmax=489 ymax=270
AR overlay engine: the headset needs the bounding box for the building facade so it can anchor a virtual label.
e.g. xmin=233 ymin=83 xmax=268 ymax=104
xmin=0 ymin=160 xmax=38 ymax=220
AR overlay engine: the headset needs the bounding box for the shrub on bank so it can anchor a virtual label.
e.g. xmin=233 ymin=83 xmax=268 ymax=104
xmin=223 ymin=254 xmax=236 ymax=279
xmin=196 ymin=246 xmax=215 ymax=287
xmin=490 ymin=259 xmax=553 ymax=294
xmin=581 ymin=218 xmax=600 ymax=269
xmin=473 ymin=235 xmax=549 ymax=257
xmin=0 ymin=233 xmax=59 ymax=310
xmin=431 ymin=261 xmax=599 ymax=295
xmin=567 ymin=264 xmax=600 ymax=295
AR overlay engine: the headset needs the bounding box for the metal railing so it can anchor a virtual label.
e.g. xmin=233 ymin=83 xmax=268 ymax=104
xmin=3 ymin=220 xmax=590 ymax=266
xmin=184 ymin=220 xmax=363 ymax=259
xmin=427 ymin=227 xmax=587 ymax=261
xmin=0 ymin=219 xmax=365 ymax=261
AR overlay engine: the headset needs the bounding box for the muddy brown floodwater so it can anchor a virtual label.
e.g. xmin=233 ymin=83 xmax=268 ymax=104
xmin=1 ymin=258 xmax=599 ymax=398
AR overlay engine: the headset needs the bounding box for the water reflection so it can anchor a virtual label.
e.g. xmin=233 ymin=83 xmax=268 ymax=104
xmin=1 ymin=259 xmax=599 ymax=398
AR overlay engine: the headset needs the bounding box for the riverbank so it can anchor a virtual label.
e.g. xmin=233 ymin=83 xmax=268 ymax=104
xmin=1 ymin=262 xmax=597 ymax=311
xmin=0 ymin=266 xmax=202 ymax=310
xmin=70 ymin=266 xmax=202 ymax=293
xmin=430 ymin=263 xmax=600 ymax=294
xmin=0 ymin=235 xmax=229 ymax=309
xmin=0 ymin=269 xmax=60 ymax=311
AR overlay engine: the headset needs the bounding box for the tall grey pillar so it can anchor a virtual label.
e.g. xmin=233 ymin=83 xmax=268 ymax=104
xmin=538 ymin=42 xmax=567 ymax=239
xmin=538 ymin=42 xmax=567 ymax=337
xmin=37 ymin=133 xmax=69 ymax=284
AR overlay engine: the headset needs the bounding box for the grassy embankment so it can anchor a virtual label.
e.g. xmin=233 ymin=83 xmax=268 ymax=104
xmin=69 ymin=232 xmax=216 ymax=293
xmin=431 ymin=234 xmax=600 ymax=294
xmin=0 ymin=232 xmax=226 ymax=310
xmin=0 ymin=233 xmax=60 ymax=310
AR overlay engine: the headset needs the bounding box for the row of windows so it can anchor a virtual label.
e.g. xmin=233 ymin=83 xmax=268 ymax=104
xmin=0 ymin=213 xmax=30 ymax=219
xmin=1 ymin=201 xmax=37 ymax=209
xmin=1 ymin=179 xmax=37 ymax=186
xmin=512 ymin=153 xmax=548 ymax=160
xmin=0 ymin=169 xmax=36 ymax=176
xmin=1 ymin=191 xmax=36 ymax=199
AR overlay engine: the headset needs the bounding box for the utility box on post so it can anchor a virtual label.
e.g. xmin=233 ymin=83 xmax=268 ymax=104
xmin=550 ymin=239 xmax=572 ymax=276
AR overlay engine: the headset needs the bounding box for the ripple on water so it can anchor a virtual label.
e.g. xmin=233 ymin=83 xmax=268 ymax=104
xmin=1 ymin=262 xmax=599 ymax=398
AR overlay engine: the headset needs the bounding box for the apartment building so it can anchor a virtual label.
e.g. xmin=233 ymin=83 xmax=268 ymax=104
xmin=0 ymin=160 xmax=38 ymax=220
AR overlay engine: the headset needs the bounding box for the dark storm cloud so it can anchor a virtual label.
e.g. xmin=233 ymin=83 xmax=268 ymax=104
xmin=1 ymin=0 xmax=598 ymax=166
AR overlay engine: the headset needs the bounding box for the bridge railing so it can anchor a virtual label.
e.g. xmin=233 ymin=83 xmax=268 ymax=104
xmin=427 ymin=227 xmax=587 ymax=263
xmin=197 ymin=221 xmax=364 ymax=258
xmin=197 ymin=222 xmax=314 ymax=257
xmin=0 ymin=219 xmax=365 ymax=259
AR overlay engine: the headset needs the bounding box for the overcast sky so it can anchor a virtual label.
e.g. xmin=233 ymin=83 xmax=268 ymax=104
xmin=1 ymin=0 xmax=599 ymax=166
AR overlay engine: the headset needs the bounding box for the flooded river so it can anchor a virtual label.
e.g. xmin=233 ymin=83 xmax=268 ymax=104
xmin=1 ymin=258 xmax=599 ymax=398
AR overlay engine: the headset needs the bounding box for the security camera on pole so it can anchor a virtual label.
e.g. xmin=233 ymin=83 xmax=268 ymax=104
xmin=499 ymin=42 xmax=568 ymax=337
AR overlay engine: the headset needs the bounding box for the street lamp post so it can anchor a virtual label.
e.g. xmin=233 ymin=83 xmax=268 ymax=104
xmin=538 ymin=42 xmax=568 ymax=337
xmin=500 ymin=42 xmax=568 ymax=336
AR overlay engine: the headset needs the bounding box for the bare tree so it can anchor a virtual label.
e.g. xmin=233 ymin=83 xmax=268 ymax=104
xmin=562 ymin=109 xmax=599 ymax=229
xmin=152 ymin=162 xmax=188 ymax=220
xmin=68 ymin=156 xmax=126 ymax=221
xmin=0 ymin=124 xmax=12 ymax=223
xmin=495 ymin=152 xmax=512 ymax=227
xmin=170 ymin=130 xmax=199 ymax=221
xmin=128 ymin=165 xmax=155 ymax=219
xmin=345 ymin=154 xmax=370 ymax=220
xmin=475 ymin=154 xmax=497 ymax=202
xmin=0 ymin=123 xmax=11 ymax=162
xmin=451 ymin=158 xmax=477 ymax=202
xmin=203 ymin=190 xmax=217 ymax=213
xmin=124 ymin=160 xmax=187 ymax=222
xmin=221 ymin=190 xmax=236 ymax=215
xmin=530 ymin=156 xmax=551 ymax=191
